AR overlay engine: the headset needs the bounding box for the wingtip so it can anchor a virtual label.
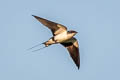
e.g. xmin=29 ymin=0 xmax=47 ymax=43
xmin=32 ymin=15 xmax=42 ymax=19
xmin=76 ymin=63 xmax=80 ymax=70
xmin=32 ymin=15 xmax=36 ymax=17
xmin=77 ymin=65 xmax=80 ymax=70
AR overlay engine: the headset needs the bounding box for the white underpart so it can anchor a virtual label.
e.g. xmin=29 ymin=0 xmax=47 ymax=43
xmin=54 ymin=31 xmax=74 ymax=43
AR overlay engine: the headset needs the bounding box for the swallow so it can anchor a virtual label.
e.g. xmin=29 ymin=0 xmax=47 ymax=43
xmin=30 ymin=15 xmax=80 ymax=69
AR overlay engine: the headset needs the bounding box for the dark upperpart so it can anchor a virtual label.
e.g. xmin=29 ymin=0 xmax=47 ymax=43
xmin=68 ymin=30 xmax=78 ymax=34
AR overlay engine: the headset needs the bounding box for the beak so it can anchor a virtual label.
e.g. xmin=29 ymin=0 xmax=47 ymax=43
xmin=75 ymin=31 xmax=78 ymax=33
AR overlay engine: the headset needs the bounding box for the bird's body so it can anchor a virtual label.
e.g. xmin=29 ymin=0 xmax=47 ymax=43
xmin=44 ymin=30 xmax=77 ymax=47
xmin=31 ymin=15 xmax=80 ymax=69
xmin=54 ymin=31 xmax=68 ymax=42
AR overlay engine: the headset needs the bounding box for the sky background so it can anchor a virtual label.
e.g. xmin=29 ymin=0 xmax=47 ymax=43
xmin=0 ymin=0 xmax=120 ymax=80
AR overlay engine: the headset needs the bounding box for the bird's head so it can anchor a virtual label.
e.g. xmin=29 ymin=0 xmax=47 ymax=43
xmin=68 ymin=30 xmax=78 ymax=36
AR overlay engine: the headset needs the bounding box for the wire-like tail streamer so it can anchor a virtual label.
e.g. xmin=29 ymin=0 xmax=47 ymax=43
xmin=27 ymin=42 xmax=45 ymax=50
xmin=32 ymin=46 xmax=47 ymax=52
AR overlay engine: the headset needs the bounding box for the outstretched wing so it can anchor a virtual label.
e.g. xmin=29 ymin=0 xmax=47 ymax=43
xmin=32 ymin=15 xmax=67 ymax=36
xmin=61 ymin=37 xmax=80 ymax=69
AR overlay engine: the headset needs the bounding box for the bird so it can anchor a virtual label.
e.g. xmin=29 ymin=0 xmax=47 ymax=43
xmin=30 ymin=15 xmax=80 ymax=69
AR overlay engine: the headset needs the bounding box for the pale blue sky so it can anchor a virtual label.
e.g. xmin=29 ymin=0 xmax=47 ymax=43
xmin=0 ymin=0 xmax=120 ymax=80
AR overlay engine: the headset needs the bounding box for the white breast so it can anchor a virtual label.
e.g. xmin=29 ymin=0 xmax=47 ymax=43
xmin=54 ymin=31 xmax=68 ymax=42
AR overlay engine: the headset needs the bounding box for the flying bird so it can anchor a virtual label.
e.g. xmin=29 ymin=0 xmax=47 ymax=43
xmin=30 ymin=15 xmax=80 ymax=69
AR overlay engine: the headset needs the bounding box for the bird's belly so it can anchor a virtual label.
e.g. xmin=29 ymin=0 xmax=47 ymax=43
xmin=54 ymin=33 xmax=72 ymax=43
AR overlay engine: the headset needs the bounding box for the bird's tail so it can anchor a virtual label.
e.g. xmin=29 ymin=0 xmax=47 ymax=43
xmin=27 ymin=41 xmax=49 ymax=52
